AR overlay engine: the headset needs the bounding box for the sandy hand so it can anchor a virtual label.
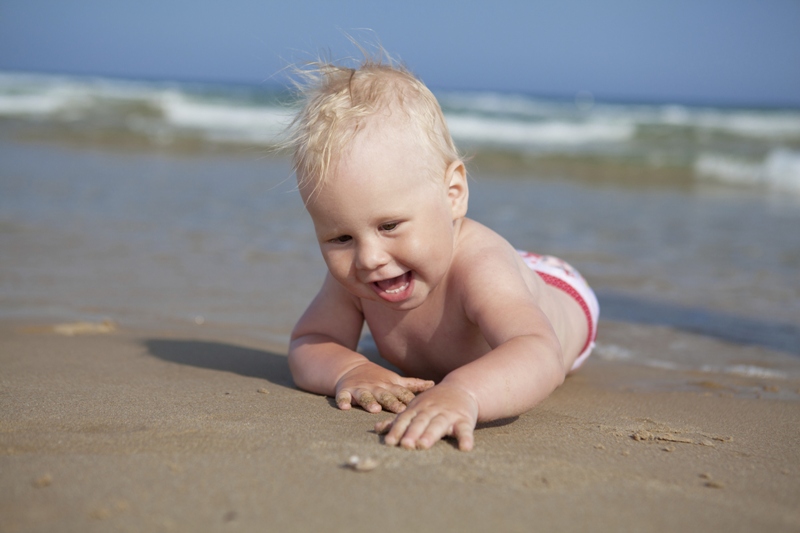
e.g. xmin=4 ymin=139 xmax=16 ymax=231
xmin=334 ymin=362 xmax=434 ymax=414
xmin=375 ymin=382 xmax=479 ymax=451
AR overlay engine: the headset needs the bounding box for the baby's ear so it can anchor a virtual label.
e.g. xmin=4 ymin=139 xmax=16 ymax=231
xmin=446 ymin=160 xmax=469 ymax=219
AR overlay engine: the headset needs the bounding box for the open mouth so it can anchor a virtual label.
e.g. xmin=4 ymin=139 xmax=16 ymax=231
xmin=372 ymin=271 xmax=413 ymax=300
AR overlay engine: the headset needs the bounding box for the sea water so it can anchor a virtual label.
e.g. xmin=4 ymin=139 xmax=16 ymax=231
xmin=1 ymin=71 xmax=799 ymax=360
xmin=2 ymin=71 xmax=800 ymax=192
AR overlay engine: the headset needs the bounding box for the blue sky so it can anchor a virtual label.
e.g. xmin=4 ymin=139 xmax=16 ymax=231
xmin=1 ymin=1 xmax=798 ymax=106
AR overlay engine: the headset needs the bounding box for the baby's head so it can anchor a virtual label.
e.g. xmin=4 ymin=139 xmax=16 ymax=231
xmin=285 ymin=53 xmax=469 ymax=309
xmin=286 ymin=54 xmax=462 ymax=199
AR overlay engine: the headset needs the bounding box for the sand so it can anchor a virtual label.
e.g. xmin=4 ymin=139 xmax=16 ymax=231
xmin=1 ymin=318 xmax=798 ymax=533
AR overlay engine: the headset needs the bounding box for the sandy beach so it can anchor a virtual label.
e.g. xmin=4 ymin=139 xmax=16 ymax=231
xmin=1 ymin=119 xmax=799 ymax=531
xmin=1 ymin=317 xmax=798 ymax=532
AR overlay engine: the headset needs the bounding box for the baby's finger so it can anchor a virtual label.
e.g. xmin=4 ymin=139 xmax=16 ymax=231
xmin=415 ymin=414 xmax=453 ymax=450
xmin=397 ymin=414 xmax=434 ymax=450
xmin=374 ymin=417 xmax=394 ymax=435
xmin=383 ymin=411 xmax=416 ymax=447
xmin=335 ymin=391 xmax=352 ymax=410
xmin=402 ymin=378 xmax=435 ymax=393
xmin=390 ymin=386 xmax=416 ymax=405
xmin=376 ymin=391 xmax=407 ymax=414
xmin=356 ymin=390 xmax=381 ymax=413
xmin=451 ymin=420 xmax=475 ymax=451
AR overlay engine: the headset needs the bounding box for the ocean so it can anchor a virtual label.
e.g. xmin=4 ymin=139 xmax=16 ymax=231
xmin=1 ymin=70 xmax=799 ymax=372
xmin=2 ymin=70 xmax=800 ymax=193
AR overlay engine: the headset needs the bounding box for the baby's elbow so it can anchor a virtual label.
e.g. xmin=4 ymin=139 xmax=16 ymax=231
xmin=286 ymin=348 xmax=303 ymax=386
xmin=287 ymin=351 xmax=317 ymax=394
xmin=552 ymin=365 xmax=566 ymax=390
xmin=287 ymin=335 xmax=313 ymax=382
xmin=546 ymin=358 xmax=566 ymax=392
xmin=545 ymin=341 xmax=567 ymax=390
xmin=518 ymin=333 xmax=565 ymax=382
xmin=287 ymin=336 xmax=301 ymax=368
xmin=524 ymin=335 xmax=566 ymax=399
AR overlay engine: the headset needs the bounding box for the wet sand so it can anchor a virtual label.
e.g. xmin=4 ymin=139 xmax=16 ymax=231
xmin=1 ymin=319 xmax=798 ymax=532
xmin=1 ymin=135 xmax=799 ymax=531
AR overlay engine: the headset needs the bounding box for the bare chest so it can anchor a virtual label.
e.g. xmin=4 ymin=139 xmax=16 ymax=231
xmin=362 ymin=298 xmax=491 ymax=381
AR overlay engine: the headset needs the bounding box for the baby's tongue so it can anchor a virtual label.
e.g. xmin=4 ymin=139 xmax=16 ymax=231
xmin=376 ymin=272 xmax=410 ymax=292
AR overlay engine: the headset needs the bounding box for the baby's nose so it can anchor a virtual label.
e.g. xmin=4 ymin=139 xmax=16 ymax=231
xmin=354 ymin=240 xmax=389 ymax=271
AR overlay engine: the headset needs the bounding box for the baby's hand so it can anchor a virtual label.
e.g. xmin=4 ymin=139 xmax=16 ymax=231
xmin=375 ymin=383 xmax=479 ymax=451
xmin=335 ymin=362 xmax=434 ymax=414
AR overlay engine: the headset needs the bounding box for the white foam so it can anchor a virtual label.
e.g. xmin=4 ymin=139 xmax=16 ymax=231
xmin=160 ymin=92 xmax=291 ymax=143
xmin=666 ymin=107 xmax=800 ymax=139
xmin=695 ymin=149 xmax=800 ymax=193
xmin=764 ymin=149 xmax=800 ymax=192
xmin=464 ymin=96 xmax=800 ymax=141
xmin=4 ymin=71 xmax=800 ymax=190
xmin=643 ymin=360 xmax=681 ymax=370
xmin=695 ymin=154 xmax=764 ymax=186
xmin=446 ymin=114 xmax=634 ymax=147
xmin=700 ymin=364 xmax=787 ymax=379
xmin=0 ymin=93 xmax=64 ymax=115
xmin=595 ymin=343 xmax=634 ymax=361
xmin=439 ymin=91 xmax=567 ymax=118
xmin=0 ymin=72 xmax=162 ymax=119
xmin=0 ymin=73 xmax=81 ymax=116
xmin=0 ymin=71 xmax=292 ymax=145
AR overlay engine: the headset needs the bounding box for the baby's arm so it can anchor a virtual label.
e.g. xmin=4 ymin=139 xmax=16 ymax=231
xmin=377 ymin=250 xmax=567 ymax=450
xmin=289 ymin=273 xmax=433 ymax=413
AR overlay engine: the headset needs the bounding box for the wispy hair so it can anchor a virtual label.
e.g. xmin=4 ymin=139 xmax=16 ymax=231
xmin=282 ymin=46 xmax=461 ymax=200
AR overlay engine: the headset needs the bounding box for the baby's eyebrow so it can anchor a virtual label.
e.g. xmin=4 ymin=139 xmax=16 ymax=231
xmin=315 ymin=225 xmax=344 ymax=239
xmin=374 ymin=211 xmax=406 ymax=221
xmin=319 ymin=229 xmax=347 ymax=240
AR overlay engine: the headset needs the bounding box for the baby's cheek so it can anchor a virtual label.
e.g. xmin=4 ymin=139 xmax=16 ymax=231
xmin=323 ymin=254 xmax=352 ymax=280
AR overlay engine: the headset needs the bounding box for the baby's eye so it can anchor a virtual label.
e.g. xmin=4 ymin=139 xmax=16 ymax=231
xmin=380 ymin=222 xmax=398 ymax=232
xmin=329 ymin=235 xmax=352 ymax=244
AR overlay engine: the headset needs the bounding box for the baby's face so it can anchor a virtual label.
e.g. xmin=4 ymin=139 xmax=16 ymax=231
xmin=304 ymin=121 xmax=461 ymax=310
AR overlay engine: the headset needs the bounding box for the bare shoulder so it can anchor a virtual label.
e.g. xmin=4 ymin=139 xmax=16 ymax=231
xmin=448 ymin=218 xmax=556 ymax=348
xmin=449 ymin=219 xmax=528 ymax=283
xmin=449 ymin=219 xmax=538 ymax=308
xmin=449 ymin=219 xmax=588 ymax=365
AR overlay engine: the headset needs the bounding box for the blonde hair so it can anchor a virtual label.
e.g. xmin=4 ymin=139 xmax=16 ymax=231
xmin=284 ymin=51 xmax=461 ymax=198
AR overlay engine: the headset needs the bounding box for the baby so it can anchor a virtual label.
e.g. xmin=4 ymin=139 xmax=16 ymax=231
xmin=286 ymin=56 xmax=599 ymax=451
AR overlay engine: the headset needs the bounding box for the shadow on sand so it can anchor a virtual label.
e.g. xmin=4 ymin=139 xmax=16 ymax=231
xmin=597 ymin=290 xmax=800 ymax=356
xmin=144 ymin=339 xmax=295 ymax=388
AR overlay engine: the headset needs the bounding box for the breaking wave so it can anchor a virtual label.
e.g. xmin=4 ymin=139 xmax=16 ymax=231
xmin=2 ymin=70 xmax=800 ymax=192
